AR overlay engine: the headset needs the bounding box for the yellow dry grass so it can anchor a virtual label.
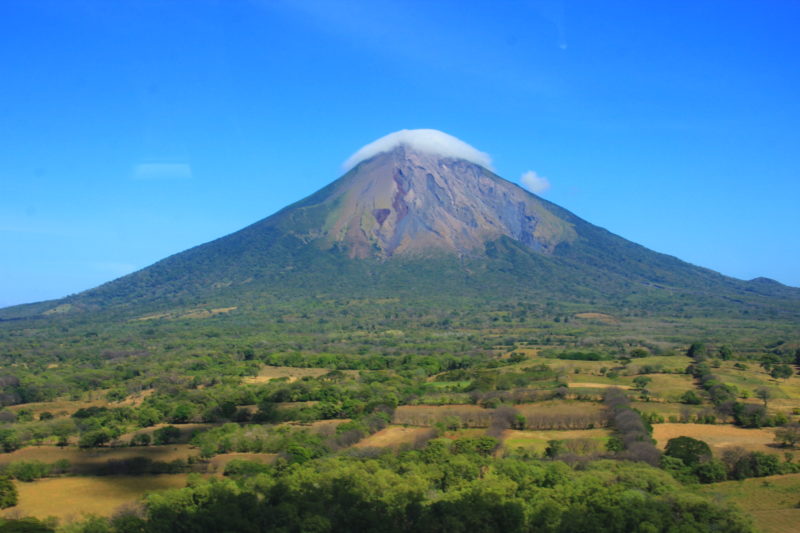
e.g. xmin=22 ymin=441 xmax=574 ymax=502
xmin=242 ymin=366 xmax=334 ymax=384
xmin=573 ymin=312 xmax=619 ymax=324
xmin=134 ymin=307 xmax=237 ymax=321
xmin=0 ymin=475 xmax=189 ymax=522
xmin=652 ymin=424 xmax=779 ymax=455
xmin=115 ymin=423 xmax=214 ymax=445
xmin=353 ymin=426 xmax=432 ymax=449
xmin=0 ymin=445 xmax=198 ymax=474
xmin=6 ymin=397 xmax=107 ymax=418
xmin=567 ymin=382 xmax=632 ymax=390
xmin=207 ymin=452 xmax=277 ymax=474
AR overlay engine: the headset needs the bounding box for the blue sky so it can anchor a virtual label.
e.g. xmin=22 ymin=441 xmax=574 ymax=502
xmin=1 ymin=0 xmax=799 ymax=308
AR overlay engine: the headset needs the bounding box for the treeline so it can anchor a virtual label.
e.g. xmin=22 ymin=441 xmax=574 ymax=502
xmin=604 ymin=388 xmax=660 ymax=465
xmin=392 ymin=404 xmax=606 ymax=431
xmin=661 ymin=435 xmax=800 ymax=484
xmin=688 ymin=343 xmax=788 ymax=428
xmin=24 ymin=438 xmax=754 ymax=533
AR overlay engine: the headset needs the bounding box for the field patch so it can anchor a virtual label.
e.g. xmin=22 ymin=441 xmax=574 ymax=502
xmin=0 ymin=474 xmax=189 ymax=521
xmin=134 ymin=307 xmax=237 ymax=321
xmin=699 ymin=473 xmax=800 ymax=533
xmin=0 ymin=445 xmax=197 ymax=474
xmin=208 ymin=452 xmax=277 ymax=474
xmin=502 ymin=428 xmax=612 ymax=455
xmin=516 ymin=401 xmax=607 ymax=430
xmin=354 ymin=426 xmax=433 ymax=449
xmin=567 ymin=382 xmax=631 ymax=390
xmin=243 ymin=366 xmax=332 ymax=384
xmin=115 ymin=423 xmax=215 ymax=445
xmin=393 ymin=405 xmax=490 ymax=427
xmin=6 ymin=397 xmax=107 ymax=419
xmin=652 ymin=424 xmax=779 ymax=455
xmin=573 ymin=312 xmax=619 ymax=324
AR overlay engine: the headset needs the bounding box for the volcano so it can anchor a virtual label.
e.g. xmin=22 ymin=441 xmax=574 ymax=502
xmin=3 ymin=129 xmax=799 ymax=319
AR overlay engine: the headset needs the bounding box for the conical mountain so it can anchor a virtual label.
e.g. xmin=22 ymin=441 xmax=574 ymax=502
xmin=2 ymin=129 xmax=798 ymax=320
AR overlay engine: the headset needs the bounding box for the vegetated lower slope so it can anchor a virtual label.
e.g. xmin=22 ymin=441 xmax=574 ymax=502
xmin=1 ymin=146 xmax=798 ymax=322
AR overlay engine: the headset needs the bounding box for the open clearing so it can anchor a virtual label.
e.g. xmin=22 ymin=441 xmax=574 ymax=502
xmin=6 ymin=397 xmax=107 ymax=419
xmin=243 ymin=366 xmax=337 ymax=384
xmin=208 ymin=452 xmax=277 ymax=473
xmin=652 ymin=423 xmax=779 ymax=455
xmin=393 ymin=405 xmax=491 ymax=427
xmin=0 ymin=445 xmax=197 ymax=474
xmin=573 ymin=312 xmax=619 ymax=324
xmin=115 ymin=423 xmax=214 ymax=445
xmin=699 ymin=473 xmax=800 ymax=533
xmin=0 ymin=475 xmax=189 ymax=521
xmin=353 ymin=426 xmax=432 ymax=449
xmin=502 ymin=428 xmax=611 ymax=454
xmin=567 ymin=382 xmax=631 ymax=390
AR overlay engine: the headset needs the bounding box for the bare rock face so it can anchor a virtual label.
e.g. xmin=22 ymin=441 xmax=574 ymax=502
xmin=293 ymin=145 xmax=576 ymax=258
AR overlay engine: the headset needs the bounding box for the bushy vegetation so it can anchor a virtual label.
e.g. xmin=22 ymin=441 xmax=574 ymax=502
xmin=58 ymin=441 xmax=754 ymax=533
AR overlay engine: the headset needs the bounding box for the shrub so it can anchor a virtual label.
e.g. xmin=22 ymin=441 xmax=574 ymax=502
xmin=0 ymin=475 xmax=17 ymax=509
xmin=153 ymin=426 xmax=181 ymax=445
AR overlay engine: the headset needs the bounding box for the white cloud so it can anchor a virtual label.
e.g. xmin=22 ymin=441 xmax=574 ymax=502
xmin=132 ymin=163 xmax=192 ymax=180
xmin=520 ymin=170 xmax=551 ymax=194
xmin=343 ymin=129 xmax=492 ymax=170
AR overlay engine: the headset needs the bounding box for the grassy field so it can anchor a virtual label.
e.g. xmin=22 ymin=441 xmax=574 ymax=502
xmin=502 ymin=428 xmax=612 ymax=455
xmin=0 ymin=475 xmax=190 ymax=522
xmin=207 ymin=452 xmax=277 ymax=474
xmin=616 ymin=373 xmax=698 ymax=401
xmin=115 ymin=423 xmax=215 ymax=445
xmin=0 ymin=445 xmax=197 ymax=474
xmin=652 ymin=424 xmax=780 ymax=455
xmin=353 ymin=426 xmax=433 ymax=449
xmin=242 ymin=365 xmax=333 ymax=384
xmin=6 ymin=397 xmax=108 ymax=419
xmin=699 ymin=473 xmax=800 ymax=533
xmin=393 ymin=404 xmax=491 ymax=427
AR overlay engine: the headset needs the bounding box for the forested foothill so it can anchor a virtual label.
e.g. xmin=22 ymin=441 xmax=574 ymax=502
xmin=1 ymin=297 xmax=800 ymax=532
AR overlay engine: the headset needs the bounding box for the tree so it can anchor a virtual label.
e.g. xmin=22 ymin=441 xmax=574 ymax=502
xmin=680 ymin=390 xmax=702 ymax=405
xmin=78 ymin=428 xmax=112 ymax=448
xmin=687 ymin=342 xmax=707 ymax=359
xmin=0 ymin=475 xmax=17 ymax=509
xmin=718 ymin=345 xmax=733 ymax=361
xmin=130 ymin=433 xmax=152 ymax=446
xmin=633 ymin=376 xmax=652 ymax=390
xmin=775 ymin=423 xmax=800 ymax=448
xmin=755 ymin=387 xmax=771 ymax=408
xmin=664 ymin=436 xmax=712 ymax=467
xmin=153 ymin=426 xmax=181 ymax=445
xmin=771 ymin=364 xmax=793 ymax=381
xmin=759 ymin=354 xmax=781 ymax=373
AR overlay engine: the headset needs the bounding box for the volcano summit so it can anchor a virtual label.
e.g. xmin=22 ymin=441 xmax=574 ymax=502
xmin=3 ymin=129 xmax=799 ymax=319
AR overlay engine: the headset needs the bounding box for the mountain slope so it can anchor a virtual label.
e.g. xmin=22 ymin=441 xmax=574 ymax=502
xmin=1 ymin=134 xmax=798 ymax=320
